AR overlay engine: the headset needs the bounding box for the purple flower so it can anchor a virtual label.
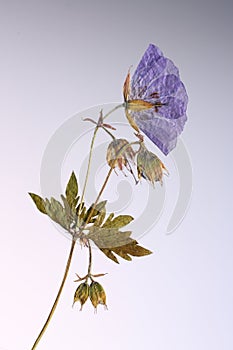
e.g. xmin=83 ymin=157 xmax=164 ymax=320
xmin=123 ymin=44 xmax=188 ymax=155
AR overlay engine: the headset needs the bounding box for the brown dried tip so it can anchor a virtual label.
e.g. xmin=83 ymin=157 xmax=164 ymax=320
xmin=123 ymin=68 xmax=131 ymax=102
xmin=73 ymin=282 xmax=89 ymax=310
xmin=137 ymin=143 xmax=168 ymax=185
xmin=89 ymin=281 xmax=107 ymax=311
xmin=106 ymin=138 xmax=135 ymax=171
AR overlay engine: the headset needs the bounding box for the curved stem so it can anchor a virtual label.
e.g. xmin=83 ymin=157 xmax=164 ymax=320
xmin=30 ymin=238 xmax=76 ymax=350
xmin=94 ymin=168 xmax=113 ymax=205
xmin=87 ymin=240 xmax=92 ymax=277
xmin=103 ymin=103 xmax=124 ymax=120
xmin=79 ymin=126 xmax=98 ymax=212
xmin=83 ymin=167 xmax=113 ymax=226
xmin=83 ymin=140 xmax=140 ymax=227
xmin=79 ymin=103 xmax=123 ymax=215
xmin=102 ymin=126 xmax=116 ymax=140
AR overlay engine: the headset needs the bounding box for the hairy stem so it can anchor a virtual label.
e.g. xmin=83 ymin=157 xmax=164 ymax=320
xmin=87 ymin=240 xmax=92 ymax=278
xmin=79 ymin=126 xmax=98 ymax=212
xmin=103 ymin=103 xmax=124 ymax=120
xmin=30 ymin=238 xmax=76 ymax=350
xmin=83 ymin=167 xmax=113 ymax=226
xmin=83 ymin=140 xmax=140 ymax=226
xmin=30 ymin=103 xmax=125 ymax=349
xmin=79 ymin=103 xmax=123 ymax=215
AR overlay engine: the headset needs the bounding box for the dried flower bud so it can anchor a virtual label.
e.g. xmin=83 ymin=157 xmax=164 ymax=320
xmin=137 ymin=143 xmax=168 ymax=185
xmin=89 ymin=281 xmax=107 ymax=311
xmin=73 ymin=282 xmax=89 ymax=310
xmin=106 ymin=138 xmax=135 ymax=171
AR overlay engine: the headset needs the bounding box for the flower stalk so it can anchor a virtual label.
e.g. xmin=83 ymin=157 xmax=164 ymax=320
xmin=31 ymin=238 xmax=76 ymax=350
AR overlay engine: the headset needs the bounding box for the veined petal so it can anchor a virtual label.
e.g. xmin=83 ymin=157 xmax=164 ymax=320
xmin=129 ymin=108 xmax=187 ymax=155
xmin=123 ymin=43 xmax=188 ymax=155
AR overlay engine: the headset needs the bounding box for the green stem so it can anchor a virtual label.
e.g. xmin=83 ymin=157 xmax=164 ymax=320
xmin=103 ymin=103 xmax=124 ymax=120
xmin=30 ymin=238 xmax=76 ymax=350
xmin=30 ymin=103 xmax=125 ymax=349
xmin=83 ymin=140 xmax=140 ymax=227
xmin=79 ymin=126 xmax=98 ymax=212
xmin=87 ymin=240 xmax=92 ymax=278
xmin=79 ymin=103 xmax=124 ymax=215
xmin=102 ymin=126 xmax=115 ymax=140
xmin=84 ymin=167 xmax=113 ymax=226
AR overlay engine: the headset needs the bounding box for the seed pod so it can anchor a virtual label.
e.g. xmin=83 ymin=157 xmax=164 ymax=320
xmin=73 ymin=282 xmax=89 ymax=310
xmin=106 ymin=138 xmax=135 ymax=171
xmin=89 ymin=281 xmax=107 ymax=311
xmin=137 ymin=142 xmax=168 ymax=185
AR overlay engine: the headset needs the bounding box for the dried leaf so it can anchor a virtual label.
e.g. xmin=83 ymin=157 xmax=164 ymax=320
xmin=65 ymin=171 xmax=78 ymax=210
xmin=86 ymin=212 xmax=152 ymax=263
xmin=117 ymin=241 xmax=152 ymax=257
xmin=102 ymin=213 xmax=114 ymax=228
xmin=84 ymin=201 xmax=107 ymax=219
xmin=45 ymin=197 xmax=70 ymax=230
xmin=109 ymin=215 xmax=133 ymax=229
xmin=87 ymin=227 xmax=132 ymax=248
xmin=101 ymin=240 xmax=152 ymax=263
xmin=100 ymin=248 xmax=119 ymax=264
xmin=93 ymin=207 xmax=106 ymax=227
xmin=29 ymin=193 xmax=47 ymax=214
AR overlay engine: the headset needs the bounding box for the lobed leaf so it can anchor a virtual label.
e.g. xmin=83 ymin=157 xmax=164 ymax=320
xmin=29 ymin=193 xmax=47 ymax=214
xmin=100 ymin=240 xmax=152 ymax=263
xmin=45 ymin=197 xmax=70 ymax=230
xmin=110 ymin=215 xmax=134 ymax=228
xmin=87 ymin=227 xmax=132 ymax=248
xmin=102 ymin=213 xmax=115 ymax=228
xmin=86 ymin=211 xmax=152 ymax=263
xmin=65 ymin=171 xmax=79 ymax=210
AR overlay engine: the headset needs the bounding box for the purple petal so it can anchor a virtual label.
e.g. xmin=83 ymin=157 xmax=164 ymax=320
xmin=129 ymin=109 xmax=187 ymax=155
xmin=130 ymin=44 xmax=188 ymax=120
xmin=130 ymin=44 xmax=168 ymax=99
xmin=126 ymin=44 xmax=188 ymax=154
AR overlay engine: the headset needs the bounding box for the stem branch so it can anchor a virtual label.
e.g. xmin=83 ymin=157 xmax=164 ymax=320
xmin=87 ymin=240 xmax=92 ymax=277
xmin=30 ymin=238 xmax=76 ymax=350
xmin=79 ymin=126 xmax=98 ymax=210
xmin=84 ymin=168 xmax=113 ymax=226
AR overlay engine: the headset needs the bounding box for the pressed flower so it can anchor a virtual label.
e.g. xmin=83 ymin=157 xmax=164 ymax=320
xmin=106 ymin=138 xmax=135 ymax=171
xmin=123 ymin=44 xmax=188 ymax=155
xmin=73 ymin=282 xmax=89 ymax=310
xmin=89 ymin=281 xmax=107 ymax=311
xmin=137 ymin=142 xmax=168 ymax=185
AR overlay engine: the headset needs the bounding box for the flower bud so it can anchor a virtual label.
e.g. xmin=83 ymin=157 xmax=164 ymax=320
xmin=73 ymin=282 xmax=89 ymax=310
xmin=106 ymin=138 xmax=135 ymax=171
xmin=137 ymin=143 xmax=168 ymax=185
xmin=89 ymin=281 xmax=107 ymax=311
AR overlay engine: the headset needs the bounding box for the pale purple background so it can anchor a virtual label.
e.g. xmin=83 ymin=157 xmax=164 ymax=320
xmin=0 ymin=1 xmax=233 ymax=349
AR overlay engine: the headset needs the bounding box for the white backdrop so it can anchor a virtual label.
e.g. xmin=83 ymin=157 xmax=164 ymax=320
xmin=0 ymin=1 xmax=233 ymax=349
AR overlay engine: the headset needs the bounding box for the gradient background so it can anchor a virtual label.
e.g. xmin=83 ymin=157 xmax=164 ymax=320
xmin=0 ymin=1 xmax=233 ymax=349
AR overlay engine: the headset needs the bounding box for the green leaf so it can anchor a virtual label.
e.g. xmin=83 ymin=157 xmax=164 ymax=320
xmin=29 ymin=193 xmax=47 ymax=214
xmin=113 ymin=240 xmax=152 ymax=259
xmin=93 ymin=207 xmax=106 ymax=227
xmin=100 ymin=248 xmax=119 ymax=264
xmin=83 ymin=200 xmax=107 ymax=225
xmin=87 ymin=227 xmax=132 ymax=248
xmin=65 ymin=172 xmax=78 ymax=210
xmin=45 ymin=197 xmax=70 ymax=230
xmin=94 ymin=200 xmax=107 ymax=213
xmin=86 ymin=212 xmax=152 ymax=263
xmin=102 ymin=213 xmax=114 ymax=228
xmin=110 ymin=215 xmax=133 ymax=228
xmin=101 ymin=213 xmax=133 ymax=228
xmin=116 ymin=241 xmax=152 ymax=257
xmin=85 ymin=200 xmax=107 ymax=219
xmin=100 ymin=240 xmax=152 ymax=263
